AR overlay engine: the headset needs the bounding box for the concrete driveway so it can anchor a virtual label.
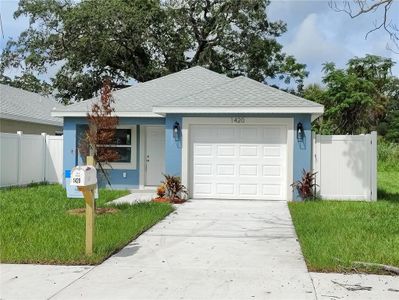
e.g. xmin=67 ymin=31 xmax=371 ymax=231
xmin=48 ymin=199 xmax=315 ymax=299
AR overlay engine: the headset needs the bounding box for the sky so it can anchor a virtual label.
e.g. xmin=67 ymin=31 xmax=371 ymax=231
xmin=0 ymin=0 xmax=398 ymax=86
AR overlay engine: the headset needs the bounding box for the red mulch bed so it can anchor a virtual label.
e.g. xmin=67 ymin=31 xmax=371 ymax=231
xmin=152 ymin=197 xmax=186 ymax=204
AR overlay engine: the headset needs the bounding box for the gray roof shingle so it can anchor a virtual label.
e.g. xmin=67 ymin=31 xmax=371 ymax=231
xmin=155 ymin=76 xmax=322 ymax=108
xmin=52 ymin=66 xmax=323 ymax=116
xmin=54 ymin=66 xmax=231 ymax=114
xmin=0 ymin=84 xmax=63 ymax=126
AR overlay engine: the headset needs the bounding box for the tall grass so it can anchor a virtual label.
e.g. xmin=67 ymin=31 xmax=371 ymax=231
xmin=378 ymin=139 xmax=399 ymax=172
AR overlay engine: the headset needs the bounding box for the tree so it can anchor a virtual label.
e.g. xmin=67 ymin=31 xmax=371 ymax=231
xmin=0 ymin=73 xmax=52 ymax=95
xmin=330 ymin=0 xmax=398 ymax=52
xmin=1 ymin=0 xmax=307 ymax=103
xmin=303 ymin=55 xmax=398 ymax=136
xmin=78 ymin=78 xmax=119 ymax=185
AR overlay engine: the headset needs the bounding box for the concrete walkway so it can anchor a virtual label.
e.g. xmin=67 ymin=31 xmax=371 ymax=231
xmin=109 ymin=189 xmax=156 ymax=204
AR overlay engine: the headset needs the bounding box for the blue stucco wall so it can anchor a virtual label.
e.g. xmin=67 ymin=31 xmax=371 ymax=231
xmin=64 ymin=114 xmax=313 ymax=199
xmin=293 ymin=114 xmax=312 ymax=200
xmin=63 ymin=117 xmax=164 ymax=189
xmin=165 ymin=115 xmax=182 ymax=176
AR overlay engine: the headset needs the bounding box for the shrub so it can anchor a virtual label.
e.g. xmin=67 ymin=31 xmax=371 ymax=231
xmin=156 ymin=184 xmax=166 ymax=198
xmin=162 ymin=174 xmax=188 ymax=200
xmin=291 ymin=169 xmax=318 ymax=200
xmin=378 ymin=139 xmax=399 ymax=172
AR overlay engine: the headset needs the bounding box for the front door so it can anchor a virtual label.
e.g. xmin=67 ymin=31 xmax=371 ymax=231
xmin=145 ymin=126 xmax=165 ymax=186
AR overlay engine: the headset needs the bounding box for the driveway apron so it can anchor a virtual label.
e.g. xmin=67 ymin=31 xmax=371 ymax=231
xmin=53 ymin=200 xmax=315 ymax=300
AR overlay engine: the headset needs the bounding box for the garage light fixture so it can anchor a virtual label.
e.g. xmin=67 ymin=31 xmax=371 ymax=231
xmin=173 ymin=121 xmax=181 ymax=141
xmin=297 ymin=122 xmax=304 ymax=141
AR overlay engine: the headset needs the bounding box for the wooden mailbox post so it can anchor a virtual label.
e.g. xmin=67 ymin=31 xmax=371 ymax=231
xmin=78 ymin=184 xmax=96 ymax=256
xmin=71 ymin=158 xmax=97 ymax=256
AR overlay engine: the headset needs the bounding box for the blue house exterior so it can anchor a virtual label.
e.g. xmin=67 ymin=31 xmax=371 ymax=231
xmin=54 ymin=67 xmax=322 ymax=201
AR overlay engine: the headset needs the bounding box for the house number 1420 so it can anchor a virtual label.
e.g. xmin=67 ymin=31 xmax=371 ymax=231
xmin=231 ymin=117 xmax=245 ymax=123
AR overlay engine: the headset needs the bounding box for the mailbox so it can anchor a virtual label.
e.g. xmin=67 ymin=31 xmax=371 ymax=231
xmin=70 ymin=166 xmax=97 ymax=186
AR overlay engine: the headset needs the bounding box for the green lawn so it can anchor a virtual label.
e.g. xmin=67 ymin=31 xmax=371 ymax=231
xmin=289 ymin=170 xmax=399 ymax=273
xmin=0 ymin=184 xmax=173 ymax=265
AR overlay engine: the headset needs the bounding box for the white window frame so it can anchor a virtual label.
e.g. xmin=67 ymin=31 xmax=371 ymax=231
xmin=99 ymin=126 xmax=137 ymax=170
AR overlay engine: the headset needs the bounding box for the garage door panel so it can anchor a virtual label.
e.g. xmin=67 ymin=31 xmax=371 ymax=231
xmin=216 ymin=164 xmax=235 ymax=176
xmin=239 ymin=127 xmax=259 ymax=140
xmin=194 ymin=183 xmax=212 ymax=195
xmin=239 ymin=165 xmax=258 ymax=176
xmin=263 ymin=127 xmax=284 ymax=143
xmin=194 ymin=164 xmax=213 ymax=175
xmin=262 ymin=165 xmax=281 ymax=177
xmin=263 ymin=146 xmax=281 ymax=157
xmin=238 ymin=184 xmax=258 ymax=196
xmin=239 ymin=145 xmax=258 ymax=157
xmin=216 ymin=145 xmax=235 ymax=157
xmin=191 ymin=124 xmax=287 ymax=200
xmin=216 ymin=183 xmax=235 ymax=195
xmin=194 ymin=144 xmax=213 ymax=156
xmin=262 ymin=184 xmax=282 ymax=196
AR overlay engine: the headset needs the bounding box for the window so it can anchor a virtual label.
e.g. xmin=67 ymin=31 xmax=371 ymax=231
xmin=107 ymin=129 xmax=132 ymax=163
xmin=98 ymin=127 xmax=137 ymax=169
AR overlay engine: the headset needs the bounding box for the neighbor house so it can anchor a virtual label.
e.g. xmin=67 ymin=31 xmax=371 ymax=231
xmin=0 ymin=84 xmax=63 ymax=135
xmin=52 ymin=67 xmax=324 ymax=200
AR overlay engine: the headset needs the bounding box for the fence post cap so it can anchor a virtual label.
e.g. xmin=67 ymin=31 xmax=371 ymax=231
xmin=17 ymin=131 xmax=23 ymax=135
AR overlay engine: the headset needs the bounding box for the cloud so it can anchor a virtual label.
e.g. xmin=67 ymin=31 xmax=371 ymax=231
xmin=286 ymin=14 xmax=349 ymax=64
xmin=269 ymin=1 xmax=399 ymax=85
xmin=283 ymin=13 xmax=351 ymax=84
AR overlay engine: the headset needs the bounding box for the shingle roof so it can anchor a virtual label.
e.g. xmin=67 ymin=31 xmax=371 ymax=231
xmin=155 ymin=76 xmax=322 ymax=108
xmin=54 ymin=66 xmax=231 ymax=115
xmin=52 ymin=66 xmax=323 ymax=116
xmin=0 ymin=84 xmax=63 ymax=126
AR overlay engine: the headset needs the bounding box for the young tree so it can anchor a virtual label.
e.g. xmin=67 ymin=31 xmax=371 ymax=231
xmin=1 ymin=0 xmax=307 ymax=103
xmin=303 ymin=55 xmax=398 ymax=136
xmin=79 ymin=79 xmax=119 ymax=185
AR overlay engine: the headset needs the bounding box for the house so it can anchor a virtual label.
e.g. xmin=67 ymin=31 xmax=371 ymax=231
xmin=0 ymin=84 xmax=63 ymax=135
xmin=52 ymin=67 xmax=324 ymax=200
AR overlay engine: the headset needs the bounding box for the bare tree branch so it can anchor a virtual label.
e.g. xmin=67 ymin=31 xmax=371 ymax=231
xmin=330 ymin=0 xmax=398 ymax=53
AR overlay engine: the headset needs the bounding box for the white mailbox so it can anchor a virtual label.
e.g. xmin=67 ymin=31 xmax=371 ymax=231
xmin=70 ymin=166 xmax=97 ymax=186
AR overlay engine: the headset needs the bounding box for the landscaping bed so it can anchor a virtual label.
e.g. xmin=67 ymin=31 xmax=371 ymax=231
xmin=0 ymin=184 xmax=173 ymax=265
xmin=289 ymin=169 xmax=399 ymax=274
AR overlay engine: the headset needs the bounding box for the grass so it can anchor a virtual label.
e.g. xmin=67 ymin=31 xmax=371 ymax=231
xmin=0 ymin=184 xmax=173 ymax=265
xmin=289 ymin=143 xmax=399 ymax=274
xmin=289 ymin=175 xmax=399 ymax=273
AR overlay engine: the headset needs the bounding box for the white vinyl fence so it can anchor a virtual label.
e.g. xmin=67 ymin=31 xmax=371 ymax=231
xmin=313 ymin=132 xmax=377 ymax=201
xmin=0 ymin=132 xmax=63 ymax=187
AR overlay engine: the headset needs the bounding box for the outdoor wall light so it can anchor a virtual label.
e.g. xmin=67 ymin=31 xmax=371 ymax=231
xmin=173 ymin=121 xmax=181 ymax=141
xmin=297 ymin=122 xmax=304 ymax=141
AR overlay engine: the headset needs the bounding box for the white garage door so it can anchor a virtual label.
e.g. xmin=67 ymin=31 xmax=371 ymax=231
xmin=190 ymin=124 xmax=287 ymax=200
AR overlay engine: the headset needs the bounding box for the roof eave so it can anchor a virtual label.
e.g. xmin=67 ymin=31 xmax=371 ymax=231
xmin=51 ymin=111 xmax=164 ymax=118
xmin=152 ymin=106 xmax=325 ymax=115
xmin=0 ymin=113 xmax=63 ymax=127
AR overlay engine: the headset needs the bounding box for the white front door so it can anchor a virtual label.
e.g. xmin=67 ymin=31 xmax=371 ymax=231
xmin=145 ymin=126 xmax=165 ymax=186
xmin=190 ymin=124 xmax=287 ymax=200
